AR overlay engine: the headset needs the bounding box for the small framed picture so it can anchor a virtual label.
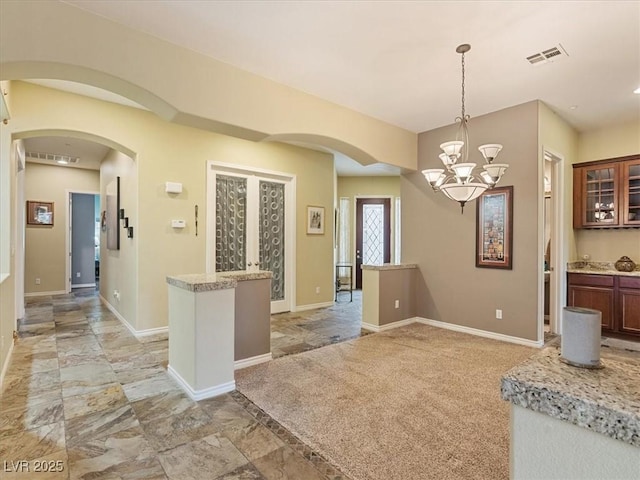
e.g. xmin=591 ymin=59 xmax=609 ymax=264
xmin=26 ymin=201 xmax=54 ymax=226
xmin=307 ymin=206 xmax=325 ymax=235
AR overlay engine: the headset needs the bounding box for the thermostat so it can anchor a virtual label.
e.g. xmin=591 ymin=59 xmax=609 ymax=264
xmin=171 ymin=219 xmax=186 ymax=228
xmin=165 ymin=182 xmax=183 ymax=194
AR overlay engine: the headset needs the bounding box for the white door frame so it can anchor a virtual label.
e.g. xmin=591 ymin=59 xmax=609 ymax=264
xmin=539 ymin=149 xmax=566 ymax=341
xmin=206 ymin=161 xmax=296 ymax=313
xmin=14 ymin=140 xmax=26 ymax=321
xmin=66 ymin=189 xmax=99 ymax=293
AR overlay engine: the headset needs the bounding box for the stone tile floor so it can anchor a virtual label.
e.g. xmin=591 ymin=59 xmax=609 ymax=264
xmin=0 ymin=288 xmax=356 ymax=479
xmin=271 ymin=290 xmax=370 ymax=358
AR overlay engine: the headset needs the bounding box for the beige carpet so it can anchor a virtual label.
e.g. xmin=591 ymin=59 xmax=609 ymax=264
xmin=236 ymin=323 xmax=535 ymax=480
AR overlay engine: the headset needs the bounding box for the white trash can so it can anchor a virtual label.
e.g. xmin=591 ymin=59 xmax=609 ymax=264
xmin=560 ymin=306 xmax=603 ymax=369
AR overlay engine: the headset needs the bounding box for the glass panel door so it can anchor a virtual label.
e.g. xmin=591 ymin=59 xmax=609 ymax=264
xmin=215 ymin=175 xmax=247 ymax=272
xmin=584 ymin=165 xmax=616 ymax=224
xmin=259 ymin=180 xmax=285 ymax=302
xmin=624 ymin=161 xmax=640 ymax=225
xmin=362 ymin=204 xmax=385 ymax=265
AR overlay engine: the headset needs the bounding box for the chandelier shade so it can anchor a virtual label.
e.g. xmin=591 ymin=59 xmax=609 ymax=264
xmin=424 ymin=44 xmax=509 ymax=213
xmin=439 ymin=182 xmax=488 ymax=209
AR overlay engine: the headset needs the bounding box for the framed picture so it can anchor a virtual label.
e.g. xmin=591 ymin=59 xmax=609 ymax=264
xmin=476 ymin=186 xmax=513 ymax=269
xmin=26 ymin=201 xmax=54 ymax=226
xmin=307 ymin=205 xmax=325 ymax=235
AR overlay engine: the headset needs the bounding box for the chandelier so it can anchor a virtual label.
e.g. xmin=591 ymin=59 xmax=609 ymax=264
xmin=422 ymin=44 xmax=508 ymax=213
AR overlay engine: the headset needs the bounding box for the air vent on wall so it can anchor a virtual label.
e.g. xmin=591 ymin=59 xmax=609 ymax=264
xmin=26 ymin=151 xmax=80 ymax=164
xmin=526 ymin=44 xmax=568 ymax=66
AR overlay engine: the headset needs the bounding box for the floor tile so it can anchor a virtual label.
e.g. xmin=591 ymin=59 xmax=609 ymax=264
xmin=158 ymin=433 xmax=249 ymax=480
xmin=63 ymin=383 xmax=128 ymax=420
xmin=67 ymin=425 xmax=160 ymax=480
xmin=60 ymin=360 xmax=117 ymax=397
xmin=3 ymin=287 xmax=362 ymax=480
xmin=65 ymin=404 xmax=139 ymax=448
xmin=252 ymin=446 xmax=326 ymax=480
xmin=0 ymin=421 xmax=66 ymax=462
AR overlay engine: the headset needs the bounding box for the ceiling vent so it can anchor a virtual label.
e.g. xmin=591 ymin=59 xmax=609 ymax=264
xmin=526 ymin=44 xmax=568 ymax=66
xmin=26 ymin=151 xmax=80 ymax=164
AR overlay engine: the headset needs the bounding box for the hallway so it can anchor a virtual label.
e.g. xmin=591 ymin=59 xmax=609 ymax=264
xmin=0 ymin=289 xmax=349 ymax=479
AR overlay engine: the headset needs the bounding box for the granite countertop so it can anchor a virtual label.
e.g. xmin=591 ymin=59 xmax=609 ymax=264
xmin=567 ymin=261 xmax=640 ymax=277
xmin=361 ymin=263 xmax=418 ymax=271
xmin=217 ymin=270 xmax=273 ymax=281
xmin=501 ymin=344 xmax=640 ymax=448
xmin=166 ymin=273 xmax=238 ymax=292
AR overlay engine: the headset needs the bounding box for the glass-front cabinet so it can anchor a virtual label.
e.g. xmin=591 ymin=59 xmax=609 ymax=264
xmin=573 ymin=154 xmax=640 ymax=229
xmin=622 ymin=157 xmax=640 ymax=226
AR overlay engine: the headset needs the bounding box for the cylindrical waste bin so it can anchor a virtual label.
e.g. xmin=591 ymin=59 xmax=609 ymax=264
xmin=560 ymin=306 xmax=603 ymax=369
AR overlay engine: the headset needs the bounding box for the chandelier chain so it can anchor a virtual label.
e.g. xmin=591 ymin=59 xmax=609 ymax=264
xmin=460 ymin=51 xmax=466 ymax=120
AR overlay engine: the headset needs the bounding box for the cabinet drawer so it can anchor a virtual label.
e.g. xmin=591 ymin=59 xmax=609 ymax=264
xmin=619 ymin=276 xmax=640 ymax=289
xmin=567 ymin=273 xmax=614 ymax=287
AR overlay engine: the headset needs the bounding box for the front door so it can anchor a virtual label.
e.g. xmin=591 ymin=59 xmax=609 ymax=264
xmin=355 ymin=198 xmax=391 ymax=288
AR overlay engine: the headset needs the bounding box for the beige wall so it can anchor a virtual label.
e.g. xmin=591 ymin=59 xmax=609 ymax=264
xmin=9 ymin=81 xmax=335 ymax=332
xmin=538 ymin=102 xmax=579 ymax=264
xmin=403 ymin=101 xmax=539 ymax=341
xmin=0 ymin=0 xmax=416 ymax=171
xmin=24 ymin=163 xmax=99 ymax=294
xmin=574 ymin=120 xmax=640 ymax=263
xmin=99 ymin=150 xmax=138 ymax=329
xmin=0 ymin=94 xmax=17 ymax=383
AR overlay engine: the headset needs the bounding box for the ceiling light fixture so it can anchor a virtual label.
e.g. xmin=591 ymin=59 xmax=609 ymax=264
xmin=422 ymin=44 xmax=508 ymax=213
xmin=634 ymin=87 xmax=640 ymax=94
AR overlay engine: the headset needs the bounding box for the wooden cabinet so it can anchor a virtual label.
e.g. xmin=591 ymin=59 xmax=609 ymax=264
xmin=573 ymin=154 xmax=640 ymax=229
xmin=567 ymin=274 xmax=615 ymax=330
xmin=567 ymin=273 xmax=640 ymax=339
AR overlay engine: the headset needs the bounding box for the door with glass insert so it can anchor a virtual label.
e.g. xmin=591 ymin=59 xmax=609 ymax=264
xmin=214 ymin=171 xmax=290 ymax=313
xmin=355 ymin=198 xmax=391 ymax=288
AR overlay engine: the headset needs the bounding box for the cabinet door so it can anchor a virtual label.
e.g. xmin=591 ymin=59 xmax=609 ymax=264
xmin=580 ymin=162 xmax=619 ymax=227
xmin=618 ymin=277 xmax=640 ymax=336
xmin=619 ymin=288 xmax=640 ymax=335
xmin=621 ymin=158 xmax=640 ymax=226
xmin=567 ymin=285 xmax=615 ymax=330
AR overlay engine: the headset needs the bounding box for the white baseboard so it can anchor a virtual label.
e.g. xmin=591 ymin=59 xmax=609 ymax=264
xmin=167 ymin=365 xmax=235 ymax=401
xmin=416 ymin=318 xmax=544 ymax=348
xmin=0 ymin=339 xmax=15 ymax=389
xmin=24 ymin=290 xmax=66 ymax=297
xmin=361 ymin=317 xmax=418 ymax=333
xmin=234 ymin=352 xmax=272 ymax=370
xmin=72 ymin=283 xmax=96 ymax=289
xmin=99 ymin=295 xmax=168 ymax=339
xmin=293 ymin=301 xmax=334 ymax=312
xmin=136 ymin=326 xmax=169 ymax=338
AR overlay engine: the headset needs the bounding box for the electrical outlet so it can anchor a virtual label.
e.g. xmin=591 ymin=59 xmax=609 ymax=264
xmin=113 ymin=290 xmax=120 ymax=300
xmin=35 ymin=278 xmax=41 ymax=285
xmin=394 ymin=300 xmax=400 ymax=309
xmin=76 ymin=272 xmax=81 ymax=278
xmin=496 ymin=309 xmax=503 ymax=319
xmin=315 ymin=287 xmax=320 ymax=294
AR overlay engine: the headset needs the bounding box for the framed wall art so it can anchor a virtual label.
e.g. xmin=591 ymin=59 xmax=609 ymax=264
xmin=307 ymin=205 xmax=325 ymax=235
xmin=26 ymin=201 xmax=54 ymax=226
xmin=476 ymin=186 xmax=513 ymax=269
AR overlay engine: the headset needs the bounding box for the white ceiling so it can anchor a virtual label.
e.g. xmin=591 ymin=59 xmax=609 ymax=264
xmin=29 ymin=1 xmax=640 ymax=174
xmin=24 ymin=136 xmax=109 ymax=171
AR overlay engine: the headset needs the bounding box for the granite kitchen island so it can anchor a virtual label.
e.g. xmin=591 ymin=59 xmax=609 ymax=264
xmin=501 ymin=343 xmax=640 ymax=479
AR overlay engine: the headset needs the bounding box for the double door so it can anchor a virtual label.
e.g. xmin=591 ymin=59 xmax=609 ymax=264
xmin=210 ymin=166 xmax=293 ymax=313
